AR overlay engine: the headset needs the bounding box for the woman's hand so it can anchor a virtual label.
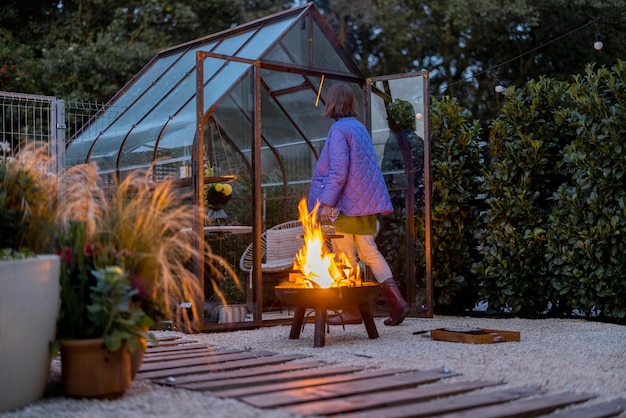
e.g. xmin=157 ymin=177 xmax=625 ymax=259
xmin=319 ymin=205 xmax=336 ymax=223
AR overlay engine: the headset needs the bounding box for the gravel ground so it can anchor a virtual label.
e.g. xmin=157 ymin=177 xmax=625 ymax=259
xmin=2 ymin=315 xmax=625 ymax=417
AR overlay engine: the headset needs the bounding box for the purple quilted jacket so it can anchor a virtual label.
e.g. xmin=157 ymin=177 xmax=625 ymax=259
xmin=307 ymin=117 xmax=393 ymax=216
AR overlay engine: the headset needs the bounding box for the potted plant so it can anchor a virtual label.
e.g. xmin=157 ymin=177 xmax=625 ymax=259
xmin=54 ymin=218 xmax=160 ymax=398
xmin=56 ymin=240 xmax=156 ymax=399
xmin=0 ymin=142 xmax=61 ymax=412
xmin=54 ymin=163 xmax=228 ymax=384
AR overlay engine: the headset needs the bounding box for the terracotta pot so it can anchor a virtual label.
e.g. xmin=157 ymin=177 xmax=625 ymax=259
xmin=0 ymin=255 xmax=60 ymax=413
xmin=60 ymin=338 xmax=131 ymax=399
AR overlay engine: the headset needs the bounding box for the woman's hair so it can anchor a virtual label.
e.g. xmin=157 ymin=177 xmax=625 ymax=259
xmin=322 ymin=83 xmax=359 ymax=119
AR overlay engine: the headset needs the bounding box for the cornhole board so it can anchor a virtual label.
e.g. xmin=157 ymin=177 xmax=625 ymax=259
xmin=430 ymin=327 xmax=520 ymax=344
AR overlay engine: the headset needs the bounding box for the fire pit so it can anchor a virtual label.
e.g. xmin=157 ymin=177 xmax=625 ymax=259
xmin=274 ymin=282 xmax=380 ymax=347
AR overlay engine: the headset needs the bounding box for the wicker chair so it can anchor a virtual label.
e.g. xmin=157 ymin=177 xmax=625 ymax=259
xmin=239 ymin=220 xmax=304 ymax=309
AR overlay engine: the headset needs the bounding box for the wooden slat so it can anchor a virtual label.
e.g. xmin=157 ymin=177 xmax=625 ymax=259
xmin=239 ymin=369 xmax=458 ymax=408
xmin=335 ymin=386 xmax=544 ymax=418
xmin=539 ymin=397 xmax=626 ymax=418
xmin=143 ymin=342 xmax=211 ymax=354
xmin=142 ymin=348 xmax=244 ymax=363
xmin=139 ymin=350 xmax=278 ymax=372
xmin=148 ymin=339 xmax=198 ymax=347
xmin=180 ymin=366 xmax=365 ymax=391
xmin=215 ymin=368 xmax=407 ymax=400
xmin=137 ymin=353 xmax=309 ymax=379
xmin=435 ymin=392 xmax=595 ymax=418
xmin=154 ymin=361 xmax=331 ymax=386
xmin=283 ymin=380 xmax=505 ymax=417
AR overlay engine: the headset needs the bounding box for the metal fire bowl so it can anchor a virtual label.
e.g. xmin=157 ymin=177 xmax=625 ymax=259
xmin=274 ymin=282 xmax=380 ymax=309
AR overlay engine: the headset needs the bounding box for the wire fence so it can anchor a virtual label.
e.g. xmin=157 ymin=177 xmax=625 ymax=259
xmin=0 ymin=90 xmax=118 ymax=173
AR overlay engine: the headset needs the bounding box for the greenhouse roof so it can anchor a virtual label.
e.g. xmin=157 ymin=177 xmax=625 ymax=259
xmin=66 ymin=2 xmax=363 ymax=177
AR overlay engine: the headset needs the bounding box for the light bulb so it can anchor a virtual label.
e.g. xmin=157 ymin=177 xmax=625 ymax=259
xmin=494 ymin=79 xmax=503 ymax=93
xmin=594 ymin=34 xmax=603 ymax=51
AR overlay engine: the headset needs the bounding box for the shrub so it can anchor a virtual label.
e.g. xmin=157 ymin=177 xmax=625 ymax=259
xmin=474 ymin=77 xmax=574 ymax=316
xmin=546 ymin=61 xmax=626 ymax=321
xmin=429 ymin=96 xmax=483 ymax=313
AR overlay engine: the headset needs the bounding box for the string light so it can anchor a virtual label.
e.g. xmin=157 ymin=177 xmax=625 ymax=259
xmin=594 ymin=18 xmax=604 ymax=51
xmin=494 ymin=79 xmax=504 ymax=93
xmin=594 ymin=33 xmax=604 ymax=51
xmin=432 ymin=5 xmax=625 ymax=94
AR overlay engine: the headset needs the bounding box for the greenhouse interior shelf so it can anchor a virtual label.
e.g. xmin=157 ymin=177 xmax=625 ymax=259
xmin=173 ymin=175 xmax=237 ymax=188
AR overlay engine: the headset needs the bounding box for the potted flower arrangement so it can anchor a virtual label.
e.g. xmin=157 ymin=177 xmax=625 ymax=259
xmin=54 ymin=163 xmax=228 ymax=395
xmin=1 ymin=141 xmax=234 ymax=404
xmin=54 ymin=220 xmax=157 ymax=398
xmin=204 ymin=162 xmax=233 ymax=224
xmin=0 ymin=142 xmax=61 ymax=412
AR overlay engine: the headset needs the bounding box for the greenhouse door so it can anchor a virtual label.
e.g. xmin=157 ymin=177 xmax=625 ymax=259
xmin=366 ymin=71 xmax=432 ymax=317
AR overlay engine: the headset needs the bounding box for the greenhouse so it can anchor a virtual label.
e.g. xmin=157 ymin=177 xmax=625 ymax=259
xmin=67 ymin=2 xmax=432 ymax=331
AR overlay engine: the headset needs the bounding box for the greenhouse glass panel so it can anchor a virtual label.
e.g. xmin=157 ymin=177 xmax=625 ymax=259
xmin=236 ymin=17 xmax=297 ymax=60
xmin=271 ymin=79 xmax=332 ymax=144
xmin=70 ymin=54 xmax=180 ymax=152
xmin=265 ymin=19 xmax=308 ymax=68
xmin=87 ymin=129 xmax=127 ymax=172
xmin=312 ymin=23 xmax=351 ymax=73
xmin=212 ymin=30 xmax=256 ymax=56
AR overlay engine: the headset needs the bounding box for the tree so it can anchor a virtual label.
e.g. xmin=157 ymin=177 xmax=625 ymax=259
xmin=0 ymin=0 xmax=291 ymax=100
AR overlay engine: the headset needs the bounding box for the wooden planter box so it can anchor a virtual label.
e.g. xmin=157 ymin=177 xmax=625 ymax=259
xmin=430 ymin=328 xmax=520 ymax=344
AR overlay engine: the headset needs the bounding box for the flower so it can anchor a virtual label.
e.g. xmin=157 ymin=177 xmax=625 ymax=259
xmin=204 ymin=162 xmax=233 ymax=209
xmin=205 ymin=182 xmax=232 ymax=209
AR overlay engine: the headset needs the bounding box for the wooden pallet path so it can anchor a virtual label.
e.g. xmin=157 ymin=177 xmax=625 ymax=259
xmin=137 ymin=338 xmax=626 ymax=417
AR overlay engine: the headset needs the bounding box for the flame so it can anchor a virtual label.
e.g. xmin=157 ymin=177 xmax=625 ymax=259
xmin=293 ymin=198 xmax=360 ymax=288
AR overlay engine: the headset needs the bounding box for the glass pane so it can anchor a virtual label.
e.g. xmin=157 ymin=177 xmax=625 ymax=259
xmin=369 ymin=73 xmax=429 ymax=314
xmin=65 ymin=138 xmax=95 ymax=167
xmin=117 ymin=123 xmax=160 ymax=170
xmin=312 ymin=22 xmax=351 ymax=74
xmin=265 ymin=17 xmax=308 ymax=67
xmin=69 ymin=54 xmax=178 ymax=145
xmin=87 ymin=129 xmax=126 ymax=171
xmin=213 ymin=30 xmax=255 ymax=56
xmin=237 ymin=17 xmax=296 ymax=59
xmin=156 ymin=111 xmax=196 ymax=179
xmin=202 ymin=75 xmax=255 ymax=327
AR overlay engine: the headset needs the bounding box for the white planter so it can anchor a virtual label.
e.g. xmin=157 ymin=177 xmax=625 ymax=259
xmin=0 ymin=255 xmax=60 ymax=413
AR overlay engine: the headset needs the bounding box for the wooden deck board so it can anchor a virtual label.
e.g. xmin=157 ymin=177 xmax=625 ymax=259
xmin=142 ymin=348 xmax=243 ymax=363
xmin=139 ymin=349 xmax=278 ymax=372
xmin=238 ymin=369 xmax=458 ymax=408
xmin=137 ymin=353 xmax=309 ymax=380
xmin=154 ymin=361 xmax=331 ymax=386
xmin=335 ymin=386 xmax=544 ymax=418
xmin=180 ymin=366 xmax=364 ymax=391
xmin=282 ymin=380 xmax=504 ymax=417
xmin=215 ymin=368 xmax=407 ymax=400
xmin=539 ymin=397 xmax=626 ymax=418
xmin=434 ymin=392 xmax=596 ymax=418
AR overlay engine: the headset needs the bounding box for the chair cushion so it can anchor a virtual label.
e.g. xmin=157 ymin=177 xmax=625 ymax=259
xmin=261 ymin=258 xmax=297 ymax=273
xmin=265 ymin=226 xmax=304 ymax=262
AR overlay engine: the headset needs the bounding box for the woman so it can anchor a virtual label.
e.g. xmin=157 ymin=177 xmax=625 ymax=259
xmin=307 ymin=83 xmax=410 ymax=326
